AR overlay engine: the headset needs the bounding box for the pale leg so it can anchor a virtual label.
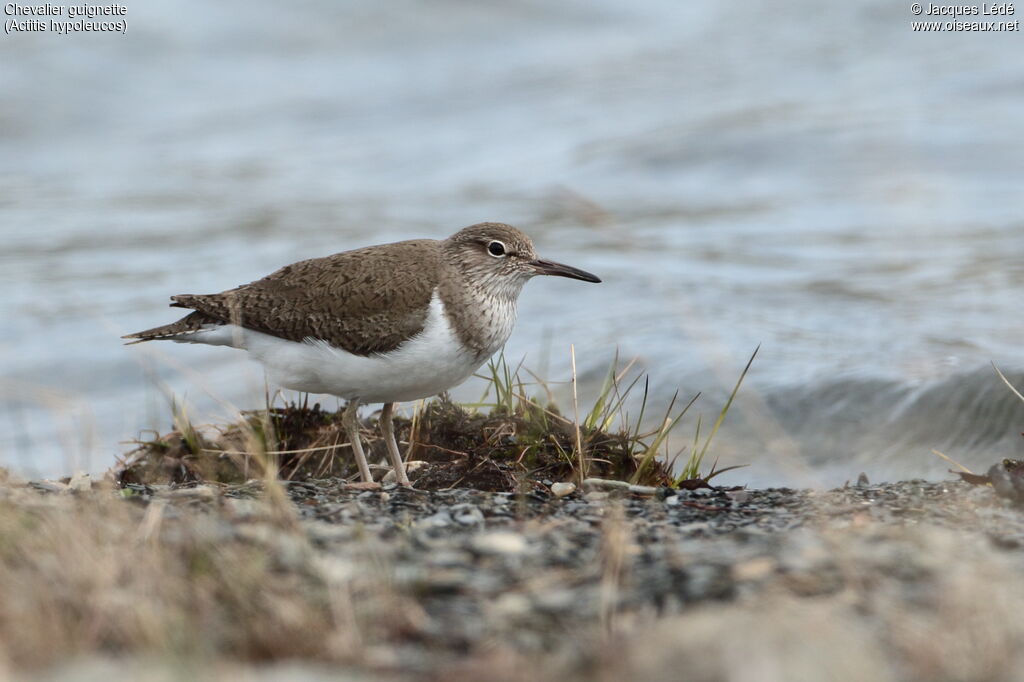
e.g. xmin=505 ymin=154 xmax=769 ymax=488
xmin=380 ymin=402 xmax=411 ymax=487
xmin=343 ymin=400 xmax=374 ymax=482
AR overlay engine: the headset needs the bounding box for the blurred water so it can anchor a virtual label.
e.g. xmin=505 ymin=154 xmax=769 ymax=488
xmin=2 ymin=0 xmax=1023 ymax=485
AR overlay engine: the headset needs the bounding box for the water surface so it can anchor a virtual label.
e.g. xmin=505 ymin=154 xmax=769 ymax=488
xmin=3 ymin=0 xmax=1023 ymax=485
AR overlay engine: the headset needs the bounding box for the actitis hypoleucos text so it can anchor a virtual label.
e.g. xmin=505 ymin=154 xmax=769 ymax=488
xmin=124 ymin=223 xmax=601 ymax=486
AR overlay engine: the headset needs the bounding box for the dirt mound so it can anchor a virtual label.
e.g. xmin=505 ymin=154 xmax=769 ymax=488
xmin=114 ymin=398 xmax=673 ymax=491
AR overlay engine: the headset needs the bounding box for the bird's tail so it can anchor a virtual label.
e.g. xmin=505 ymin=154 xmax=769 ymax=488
xmin=122 ymin=311 xmax=221 ymax=345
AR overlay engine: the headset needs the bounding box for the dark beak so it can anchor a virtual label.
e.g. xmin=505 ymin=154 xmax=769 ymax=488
xmin=529 ymin=258 xmax=602 ymax=283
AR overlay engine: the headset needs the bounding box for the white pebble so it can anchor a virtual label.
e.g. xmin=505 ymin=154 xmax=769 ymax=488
xmin=472 ymin=531 xmax=527 ymax=556
xmin=551 ymin=482 xmax=577 ymax=497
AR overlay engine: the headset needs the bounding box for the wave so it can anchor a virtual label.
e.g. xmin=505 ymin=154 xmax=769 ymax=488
xmin=718 ymin=366 xmax=1024 ymax=486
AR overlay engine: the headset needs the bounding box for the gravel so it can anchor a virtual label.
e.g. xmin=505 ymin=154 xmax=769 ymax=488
xmin=14 ymin=476 xmax=1024 ymax=680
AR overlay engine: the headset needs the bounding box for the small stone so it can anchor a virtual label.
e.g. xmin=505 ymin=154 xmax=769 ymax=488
xmin=551 ymin=482 xmax=577 ymax=498
xmin=427 ymin=549 xmax=473 ymax=568
xmin=582 ymin=478 xmax=630 ymax=492
xmin=492 ymin=592 xmax=532 ymax=619
xmin=68 ymin=473 xmax=92 ymax=493
xmin=665 ymin=495 xmax=681 ymax=506
xmin=726 ymin=489 xmax=751 ymax=504
xmin=382 ymin=460 xmax=427 ymax=484
xmin=417 ymin=510 xmax=453 ymax=529
xmin=583 ymin=491 xmax=610 ymax=502
xmin=683 ymin=564 xmax=732 ymax=600
xmin=422 ymin=567 xmax=470 ymax=592
xmin=164 ymin=485 xmax=217 ymax=500
xmin=732 ymin=557 xmax=777 ymax=581
xmin=472 ymin=531 xmax=527 ymax=556
xmin=30 ymin=480 xmax=68 ymax=494
xmin=347 ymin=481 xmax=382 ymax=491
xmin=312 ymin=555 xmax=358 ymax=584
xmin=679 ymin=522 xmax=712 ymax=534
xmin=451 ymin=504 xmax=484 ymax=526
xmin=532 ymin=589 xmax=577 ymax=613
xmin=223 ymin=497 xmax=263 ymax=519
xmin=988 ymin=459 xmax=1024 ymax=502
xmin=304 ymin=520 xmax=354 ymax=544
xmin=235 ymin=526 xmax=309 ymax=569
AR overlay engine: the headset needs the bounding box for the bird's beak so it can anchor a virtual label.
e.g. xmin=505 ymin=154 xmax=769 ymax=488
xmin=529 ymin=258 xmax=602 ymax=283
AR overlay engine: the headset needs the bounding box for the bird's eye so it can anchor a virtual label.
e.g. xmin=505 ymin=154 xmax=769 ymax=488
xmin=487 ymin=240 xmax=507 ymax=257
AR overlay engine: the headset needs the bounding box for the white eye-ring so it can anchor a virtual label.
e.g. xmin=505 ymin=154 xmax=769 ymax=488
xmin=487 ymin=240 xmax=507 ymax=257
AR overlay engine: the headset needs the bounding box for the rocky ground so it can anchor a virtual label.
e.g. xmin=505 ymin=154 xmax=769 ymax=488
xmin=5 ymin=473 xmax=1024 ymax=681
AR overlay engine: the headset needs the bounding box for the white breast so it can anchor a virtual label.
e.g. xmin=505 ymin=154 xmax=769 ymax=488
xmin=181 ymin=290 xmax=489 ymax=404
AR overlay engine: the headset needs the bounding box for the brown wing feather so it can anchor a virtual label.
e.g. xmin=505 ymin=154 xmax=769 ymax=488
xmin=150 ymin=239 xmax=443 ymax=356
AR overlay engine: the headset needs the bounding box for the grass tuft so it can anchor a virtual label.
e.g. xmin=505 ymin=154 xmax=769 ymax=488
xmin=673 ymin=345 xmax=758 ymax=485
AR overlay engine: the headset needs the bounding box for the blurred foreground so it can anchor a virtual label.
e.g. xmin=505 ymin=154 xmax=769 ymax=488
xmin=2 ymin=473 xmax=1024 ymax=681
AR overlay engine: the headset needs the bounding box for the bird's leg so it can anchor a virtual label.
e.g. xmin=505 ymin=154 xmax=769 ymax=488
xmin=343 ymin=400 xmax=374 ymax=482
xmin=380 ymin=402 xmax=411 ymax=487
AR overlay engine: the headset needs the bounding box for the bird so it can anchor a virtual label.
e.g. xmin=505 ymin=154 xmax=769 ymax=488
xmin=124 ymin=222 xmax=601 ymax=486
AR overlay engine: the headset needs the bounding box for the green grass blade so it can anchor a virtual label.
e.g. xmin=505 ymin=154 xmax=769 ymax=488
xmin=696 ymin=345 xmax=759 ymax=463
xmin=630 ymin=391 xmax=699 ymax=485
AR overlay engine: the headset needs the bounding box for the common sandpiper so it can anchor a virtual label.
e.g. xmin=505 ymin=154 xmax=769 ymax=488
xmin=124 ymin=223 xmax=601 ymax=486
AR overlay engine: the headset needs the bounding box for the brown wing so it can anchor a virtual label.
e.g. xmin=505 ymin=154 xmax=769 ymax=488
xmin=167 ymin=239 xmax=442 ymax=356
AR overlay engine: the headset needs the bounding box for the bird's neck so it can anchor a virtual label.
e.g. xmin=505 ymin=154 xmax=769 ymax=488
xmin=437 ymin=261 xmax=522 ymax=361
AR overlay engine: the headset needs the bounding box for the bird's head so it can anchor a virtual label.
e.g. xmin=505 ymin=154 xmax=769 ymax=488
xmin=444 ymin=222 xmax=601 ymax=298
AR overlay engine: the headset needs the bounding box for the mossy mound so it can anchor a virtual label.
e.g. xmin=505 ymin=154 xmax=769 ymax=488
xmin=114 ymin=398 xmax=674 ymax=492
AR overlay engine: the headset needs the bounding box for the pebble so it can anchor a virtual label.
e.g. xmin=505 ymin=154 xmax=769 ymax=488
xmin=582 ymin=478 xmax=660 ymax=496
xmin=30 ymin=480 xmax=68 ymax=494
xmin=451 ymin=504 xmax=484 ymax=526
xmin=68 ymin=472 xmax=92 ymax=493
xmin=731 ymin=556 xmax=778 ymax=582
xmin=223 ymin=497 xmax=265 ymax=519
xmin=347 ymin=481 xmax=382 ymax=491
xmin=682 ymin=564 xmax=732 ymax=601
xmin=417 ymin=510 xmax=453 ymax=529
xmin=382 ymin=460 xmax=428 ymax=484
xmin=988 ymin=460 xmax=1024 ymax=503
xmin=163 ymin=485 xmax=217 ymax=500
xmin=550 ymin=482 xmax=576 ymax=498
xmin=472 ymin=531 xmax=527 ymax=556
xmin=10 ymin=474 xmax=1016 ymax=678
xmin=531 ymin=589 xmax=578 ymax=613
xmin=233 ymin=524 xmax=310 ymax=569
xmin=304 ymin=520 xmax=355 ymax=544
xmin=312 ymin=555 xmax=358 ymax=583
xmin=491 ymin=592 xmax=532 ymax=619
xmin=582 ymin=478 xmax=630 ymax=492
xmin=726 ymin=490 xmax=751 ymax=504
